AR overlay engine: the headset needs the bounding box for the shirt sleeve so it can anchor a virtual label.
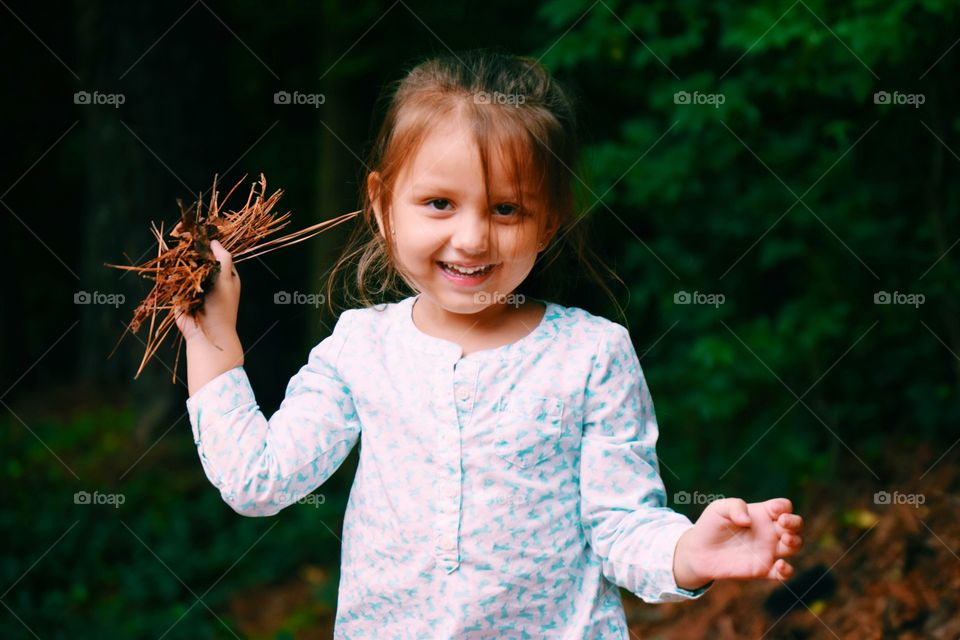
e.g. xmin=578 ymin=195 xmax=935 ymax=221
xmin=185 ymin=310 xmax=362 ymax=517
xmin=579 ymin=322 xmax=713 ymax=603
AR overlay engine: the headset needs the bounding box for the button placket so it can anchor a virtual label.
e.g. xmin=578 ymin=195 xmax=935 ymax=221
xmin=433 ymin=357 xmax=474 ymax=572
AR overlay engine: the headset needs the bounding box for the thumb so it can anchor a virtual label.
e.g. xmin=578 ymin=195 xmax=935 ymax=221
xmin=210 ymin=239 xmax=231 ymax=266
xmin=210 ymin=240 xmax=237 ymax=279
xmin=720 ymin=498 xmax=752 ymax=527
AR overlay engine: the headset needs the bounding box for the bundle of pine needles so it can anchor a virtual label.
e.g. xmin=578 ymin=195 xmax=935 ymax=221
xmin=107 ymin=173 xmax=359 ymax=382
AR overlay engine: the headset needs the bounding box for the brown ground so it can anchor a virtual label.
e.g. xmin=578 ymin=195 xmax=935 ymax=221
xmin=624 ymin=448 xmax=960 ymax=639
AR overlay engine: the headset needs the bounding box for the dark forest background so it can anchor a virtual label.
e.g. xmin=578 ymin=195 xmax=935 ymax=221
xmin=2 ymin=1 xmax=959 ymax=638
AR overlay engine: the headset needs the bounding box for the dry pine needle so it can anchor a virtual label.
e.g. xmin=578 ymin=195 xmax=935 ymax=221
xmin=106 ymin=173 xmax=359 ymax=383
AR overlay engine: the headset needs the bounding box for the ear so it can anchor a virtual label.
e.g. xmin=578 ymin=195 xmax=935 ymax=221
xmin=367 ymin=171 xmax=386 ymax=239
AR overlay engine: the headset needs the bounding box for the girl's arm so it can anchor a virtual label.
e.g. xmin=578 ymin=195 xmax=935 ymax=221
xmin=185 ymin=318 xmax=361 ymax=517
xmin=185 ymin=333 xmax=244 ymax=396
xmin=177 ymin=241 xmax=361 ymax=517
xmin=579 ymin=323 xmax=711 ymax=603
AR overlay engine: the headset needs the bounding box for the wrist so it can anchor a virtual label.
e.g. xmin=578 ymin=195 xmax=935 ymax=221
xmin=185 ymin=327 xmax=241 ymax=350
xmin=672 ymin=527 xmax=713 ymax=591
xmin=185 ymin=334 xmax=245 ymax=397
xmin=185 ymin=332 xmax=244 ymax=368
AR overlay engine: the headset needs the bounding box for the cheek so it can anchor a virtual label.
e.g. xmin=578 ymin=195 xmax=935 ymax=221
xmin=495 ymin=225 xmax=539 ymax=261
xmin=394 ymin=216 xmax=444 ymax=264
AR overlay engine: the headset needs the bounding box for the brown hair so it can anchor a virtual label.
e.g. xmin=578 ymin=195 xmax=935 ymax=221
xmin=325 ymin=48 xmax=626 ymax=322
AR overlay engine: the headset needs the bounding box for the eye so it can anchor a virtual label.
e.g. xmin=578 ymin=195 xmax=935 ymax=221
xmin=493 ymin=203 xmax=520 ymax=217
xmin=425 ymin=198 xmax=451 ymax=211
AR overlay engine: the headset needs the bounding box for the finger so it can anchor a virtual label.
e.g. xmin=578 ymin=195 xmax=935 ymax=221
xmin=173 ymin=303 xmax=197 ymax=332
xmin=173 ymin=302 xmax=190 ymax=321
xmin=765 ymin=498 xmax=793 ymax=519
xmin=209 ymin=241 xmax=240 ymax=288
xmin=776 ymin=513 xmax=804 ymax=533
xmin=210 ymin=240 xmax=236 ymax=275
xmin=768 ymin=558 xmax=794 ymax=581
xmin=719 ymin=498 xmax=752 ymax=527
xmin=776 ymin=533 xmax=803 ymax=556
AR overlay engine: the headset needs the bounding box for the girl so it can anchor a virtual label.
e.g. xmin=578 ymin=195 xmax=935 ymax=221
xmin=177 ymin=50 xmax=804 ymax=638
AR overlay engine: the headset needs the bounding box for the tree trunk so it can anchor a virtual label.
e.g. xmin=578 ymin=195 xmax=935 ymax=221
xmin=74 ymin=1 xmax=182 ymax=442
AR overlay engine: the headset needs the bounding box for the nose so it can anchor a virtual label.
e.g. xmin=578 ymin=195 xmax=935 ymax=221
xmin=449 ymin=210 xmax=490 ymax=256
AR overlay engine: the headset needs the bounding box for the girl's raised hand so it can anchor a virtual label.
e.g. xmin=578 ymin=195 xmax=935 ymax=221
xmin=673 ymin=497 xmax=804 ymax=589
xmin=175 ymin=239 xmax=242 ymax=347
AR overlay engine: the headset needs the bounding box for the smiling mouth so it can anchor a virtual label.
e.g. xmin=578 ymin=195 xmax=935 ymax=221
xmin=437 ymin=261 xmax=496 ymax=276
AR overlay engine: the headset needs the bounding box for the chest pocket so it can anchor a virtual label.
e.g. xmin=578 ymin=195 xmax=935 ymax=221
xmin=493 ymin=394 xmax=565 ymax=468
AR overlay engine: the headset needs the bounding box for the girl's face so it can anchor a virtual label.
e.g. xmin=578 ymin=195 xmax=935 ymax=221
xmin=371 ymin=114 xmax=555 ymax=316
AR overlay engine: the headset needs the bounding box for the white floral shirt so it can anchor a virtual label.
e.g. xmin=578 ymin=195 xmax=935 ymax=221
xmin=186 ymin=294 xmax=711 ymax=638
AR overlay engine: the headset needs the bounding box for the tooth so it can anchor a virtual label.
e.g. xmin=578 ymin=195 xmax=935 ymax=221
xmin=443 ymin=262 xmax=490 ymax=275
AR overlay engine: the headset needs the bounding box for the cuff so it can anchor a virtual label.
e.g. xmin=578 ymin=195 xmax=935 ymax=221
xmin=185 ymin=366 xmax=252 ymax=446
xmin=658 ymin=522 xmax=714 ymax=602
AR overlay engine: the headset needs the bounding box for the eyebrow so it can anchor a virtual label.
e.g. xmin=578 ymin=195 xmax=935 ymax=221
xmin=411 ymin=183 xmax=540 ymax=200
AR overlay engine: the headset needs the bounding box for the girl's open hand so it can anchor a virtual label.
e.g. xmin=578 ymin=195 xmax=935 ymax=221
xmin=174 ymin=239 xmax=241 ymax=347
xmin=673 ymin=497 xmax=804 ymax=589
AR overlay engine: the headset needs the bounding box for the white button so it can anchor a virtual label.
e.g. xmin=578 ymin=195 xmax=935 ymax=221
xmin=446 ymin=486 xmax=457 ymax=499
xmin=458 ymin=391 xmax=470 ymax=402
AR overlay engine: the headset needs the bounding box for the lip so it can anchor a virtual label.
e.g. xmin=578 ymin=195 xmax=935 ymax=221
xmin=439 ymin=261 xmax=493 ymax=269
xmin=436 ymin=261 xmax=497 ymax=287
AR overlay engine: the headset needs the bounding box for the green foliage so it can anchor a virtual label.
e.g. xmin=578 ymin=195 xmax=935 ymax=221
xmin=2 ymin=406 xmax=348 ymax=638
xmin=537 ymin=0 xmax=960 ymax=505
xmin=7 ymin=2 xmax=959 ymax=635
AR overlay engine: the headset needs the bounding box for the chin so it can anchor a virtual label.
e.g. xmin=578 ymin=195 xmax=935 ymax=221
xmin=435 ymin=295 xmax=490 ymax=315
xmin=417 ymin=287 xmax=489 ymax=315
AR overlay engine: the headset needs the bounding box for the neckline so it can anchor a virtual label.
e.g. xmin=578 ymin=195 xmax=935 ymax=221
xmin=395 ymin=294 xmax=557 ymax=360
